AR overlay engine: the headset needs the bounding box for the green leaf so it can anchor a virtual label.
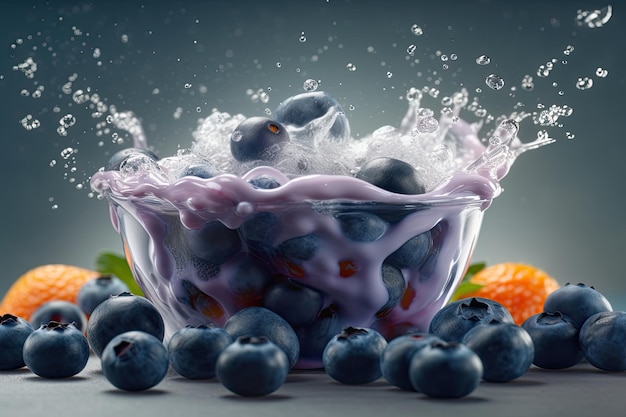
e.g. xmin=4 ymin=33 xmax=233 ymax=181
xmin=95 ymin=252 xmax=144 ymax=296
xmin=449 ymin=262 xmax=487 ymax=302
xmin=462 ymin=262 xmax=487 ymax=282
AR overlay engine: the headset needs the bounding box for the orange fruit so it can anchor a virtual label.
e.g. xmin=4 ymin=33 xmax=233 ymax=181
xmin=0 ymin=264 xmax=99 ymax=320
xmin=459 ymin=262 xmax=560 ymax=325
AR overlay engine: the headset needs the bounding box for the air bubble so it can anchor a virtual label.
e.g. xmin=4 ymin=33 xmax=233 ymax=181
xmin=410 ymin=24 xmax=423 ymax=36
xmin=576 ymin=5 xmax=613 ymax=28
xmin=386 ymin=71 xmax=393 ymax=78
xmin=346 ymin=63 xmax=357 ymax=72
xmin=596 ymin=67 xmax=609 ymax=78
xmin=299 ymin=32 xmax=307 ymax=42
xmin=485 ymin=74 xmax=505 ymax=90
xmin=60 ymin=114 xmax=76 ymax=128
xmin=407 ymin=44 xmax=416 ymax=55
xmin=416 ymin=115 xmax=439 ymax=133
xmin=303 ymin=78 xmax=319 ymax=92
xmin=575 ymin=76 xmax=593 ymax=90
xmin=563 ymin=45 xmax=575 ymax=55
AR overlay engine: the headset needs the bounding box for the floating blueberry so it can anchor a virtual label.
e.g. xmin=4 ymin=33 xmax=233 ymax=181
xmin=216 ymin=335 xmax=289 ymax=397
xmin=429 ymin=297 xmax=515 ymax=342
xmin=223 ymin=306 xmax=300 ymax=368
xmin=105 ymin=147 xmax=159 ymax=171
xmin=579 ymin=311 xmax=626 ymax=371
xmin=277 ymin=234 xmax=319 ymax=261
xmin=0 ymin=314 xmax=34 ymax=370
xmin=355 ymin=157 xmax=426 ymax=195
xmin=543 ymin=282 xmax=613 ymax=329
xmin=168 ymin=324 xmax=234 ymax=379
xmin=77 ymin=275 xmax=131 ymax=315
xmin=101 ymin=330 xmax=169 ymax=391
xmin=323 ymin=327 xmax=388 ymax=385
xmin=184 ymin=221 xmax=242 ymax=265
xmin=335 ymin=211 xmax=387 ymax=242
xmin=230 ymin=117 xmax=289 ymax=162
xmin=462 ymin=321 xmax=534 ymax=382
xmin=521 ymin=311 xmax=582 ymax=369
xmin=409 ymin=341 xmax=482 ymax=398
xmin=376 ymin=264 xmax=406 ymax=318
xmin=30 ymin=300 xmax=87 ymax=333
xmin=181 ymin=163 xmax=217 ymax=179
xmin=380 ymin=332 xmax=443 ymax=391
xmin=248 ymin=175 xmax=282 ymax=189
xmin=263 ymin=279 xmax=324 ymax=328
xmin=87 ymin=292 xmax=165 ymax=357
xmin=23 ymin=321 xmax=90 ymax=378
xmin=273 ymin=91 xmax=350 ymax=142
xmin=386 ymin=230 xmax=432 ymax=269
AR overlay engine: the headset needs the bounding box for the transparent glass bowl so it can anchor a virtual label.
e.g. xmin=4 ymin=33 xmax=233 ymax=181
xmin=101 ymin=172 xmax=487 ymax=368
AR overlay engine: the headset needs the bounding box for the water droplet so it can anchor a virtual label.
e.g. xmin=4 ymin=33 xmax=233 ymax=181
xmin=60 ymin=147 xmax=75 ymax=159
xmin=346 ymin=63 xmax=357 ymax=72
xmin=441 ymin=96 xmax=453 ymax=106
xmin=566 ymin=131 xmax=575 ymax=139
xmin=476 ymin=55 xmax=491 ymax=65
xmin=563 ymin=45 xmax=575 ymax=56
xmin=450 ymin=53 xmax=458 ymax=61
xmin=407 ymin=44 xmax=416 ymax=55
xmin=303 ymin=78 xmax=319 ymax=92
xmin=485 ymin=74 xmax=505 ymax=90
xmin=232 ymin=130 xmax=243 ymax=142
xmin=410 ymin=24 xmax=423 ymax=36
xmin=93 ymin=47 xmax=101 ymax=59
xmin=406 ymin=87 xmax=422 ymax=101
xmin=49 ymin=160 xmax=57 ymax=167
xmin=184 ymin=83 xmax=192 ymax=89
xmin=440 ymin=55 xmax=449 ymax=62
xmin=348 ymin=104 xmax=355 ymax=111
xmin=72 ymin=89 xmax=90 ymax=104
xmin=576 ymin=5 xmax=613 ymax=28
xmin=386 ymin=71 xmax=393 ymax=78
xmin=276 ymin=62 xmax=282 ymax=68
xmin=121 ymin=34 xmax=129 ymax=43
xmin=521 ymin=74 xmax=535 ymax=91
xmin=596 ymin=67 xmax=609 ymax=78
xmin=416 ymin=115 xmax=439 ymax=133
xmin=59 ymin=114 xmax=76 ymax=128
xmin=575 ymin=76 xmax=593 ymax=90
xmin=299 ymin=32 xmax=307 ymax=42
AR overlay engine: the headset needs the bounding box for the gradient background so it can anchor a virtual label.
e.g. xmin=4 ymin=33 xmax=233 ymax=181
xmin=2 ymin=1 xmax=624 ymax=308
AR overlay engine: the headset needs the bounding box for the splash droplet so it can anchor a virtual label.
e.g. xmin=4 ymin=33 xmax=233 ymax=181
xmin=299 ymin=32 xmax=307 ymax=42
xmin=596 ymin=67 xmax=609 ymax=78
xmin=485 ymin=74 xmax=505 ymax=90
xmin=410 ymin=24 xmax=423 ymax=36
xmin=303 ymin=78 xmax=319 ymax=92
xmin=476 ymin=55 xmax=491 ymax=65
xmin=346 ymin=63 xmax=357 ymax=72
xmin=575 ymin=76 xmax=593 ymax=90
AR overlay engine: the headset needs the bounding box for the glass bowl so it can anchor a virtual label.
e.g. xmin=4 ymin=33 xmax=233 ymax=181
xmin=92 ymin=165 xmax=493 ymax=368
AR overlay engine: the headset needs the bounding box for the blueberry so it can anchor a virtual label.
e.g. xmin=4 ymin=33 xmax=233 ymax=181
xmin=77 ymin=275 xmax=131 ymax=315
xmin=248 ymin=175 xmax=282 ymax=189
xmin=105 ymin=147 xmax=159 ymax=171
xmin=521 ymin=311 xmax=582 ymax=369
xmin=101 ymin=330 xmax=169 ymax=391
xmin=296 ymin=306 xmax=344 ymax=367
xmin=216 ymin=335 xmax=289 ymax=396
xmin=22 ymin=321 xmax=90 ymax=378
xmin=239 ymin=212 xmax=279 ymax=253
xmin=409 ymin=341 xmax=482 ymax=398
xmin=0 ymin=314 xmax=34 ymax=370
xmin=87 ymin=292 xmax=165 ymax=357
xmin=462 ymin=321 xmax=534 ymax=382
xmin=273 ymin=91 xmax=350 ymax=142
xmin=277 ymin=234 xmax=319 ymax=261
xmin=182 ymin=163 xmax=217 ymax=179
xmin=168 ymin=324 xmax=234 ymax=379
xmin=579 ymin=311 xmax=626 ymax=371
xmin=376 ymin=264 xmax=406 ymax=318
xmin=184 ymin=221 xmax=242 ymax=265
xmin=543 ymin=283 xmax=613 ymax=329
xmin=335 ymin=211 xmax=387 ymax=242
xmin=263 ymin=279 xmax=324 ymax=328
xmin=322 ymin=327 xmax=388 ymax=385
xmin=227 ymin=254 xmax=272 ymax=297
xmin=380 ymin=332 xmax=443 ymax=391
xmin=428 ymin=297 xmax=515 ymax=342
xmin=355 ymin=157 xmax=426 ymax=195
xmin=30 ymin=300 xmax=87 ymax=332
xmin=386 ymin=230 xmax=432 ymax=269
xmin=230 ymin=117 xmax=289 ymax=162
xmin=223 ymin=306 xmax=300 ymax=368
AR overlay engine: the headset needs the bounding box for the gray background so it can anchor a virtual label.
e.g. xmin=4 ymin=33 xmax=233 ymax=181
xmin=1 ymin=0 xmax=625 ymax=309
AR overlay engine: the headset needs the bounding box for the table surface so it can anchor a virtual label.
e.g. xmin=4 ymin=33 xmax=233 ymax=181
xmin=2 ymin=354 xmax=626 ymax=417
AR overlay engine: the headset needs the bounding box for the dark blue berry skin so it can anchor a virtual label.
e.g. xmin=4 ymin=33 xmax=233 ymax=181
xmin=22 ymin=322 xmax=89 ymax=378
xmin=521 ymin=311 xmax=582 ymax=369
xmin=230 ymin=117 xmax=289 ymax=162
xmin=101 ymin=330 xmax=169 ymax=391
xmin=273 ymin=91 xmax=350 ymax=142
xmin=386 ymin=230 xmax=432 ymax=269
xmin=335 ymin=211 xmax=387 ymax=242
xmin=263 ymin=280 xmax=324 ymax=328
xmin=239 ymin=212 xmax=279 ymax=254
xmin=168 ymin=324 xmax=233 ymax=379
xmin=322 ymin=327 xmax=388 ymax=385
xmin=380 ymin=332 xmax=443 ymax=391
xmin=462 ymin=321 xmax=534 ymax=382
xmin=77 ymin=275 xmax=131 ymax=315
xmin=248 ymin=175 xmax=282 ymax=189
xmin=355 ymin=157 xmax=426 ymax=195
xmin=579 ymin=311 xmax=626 ymax=371
xmin=30 ymin=300 xmax=87 ymax=332
xmin=376 ymin=264 xmax=406 ymax=318
xmin=543 ymin=283 xmax=613 ymax=329
xmin=277 ymin=234 xmax=319 ymax=261
xmin=409 ymin=341 xmax=482 ymax=398
xmin=223 ymin=306 xmax=300 ymax=368
xmin=105 ymin=147 xmax=159 ymax=171
xmin=182 ymin=163 xmax=216 ymax=179
xmin=296 ymin=306 xmax=343 ymax=366
xmin=216 ymin=336 xmax=289 ymax=397
xmin=0 ymin=314 xmax=34 ymax=370
xmin=87 ymin=292 xmax=165 ymax=357
xmin=184 ymin=221 xmax=242 ymax=265
xmin=428 ymin=297 xmax=515 ymax=342
xmin=227 ymin=254 xmax=272 ymax=297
